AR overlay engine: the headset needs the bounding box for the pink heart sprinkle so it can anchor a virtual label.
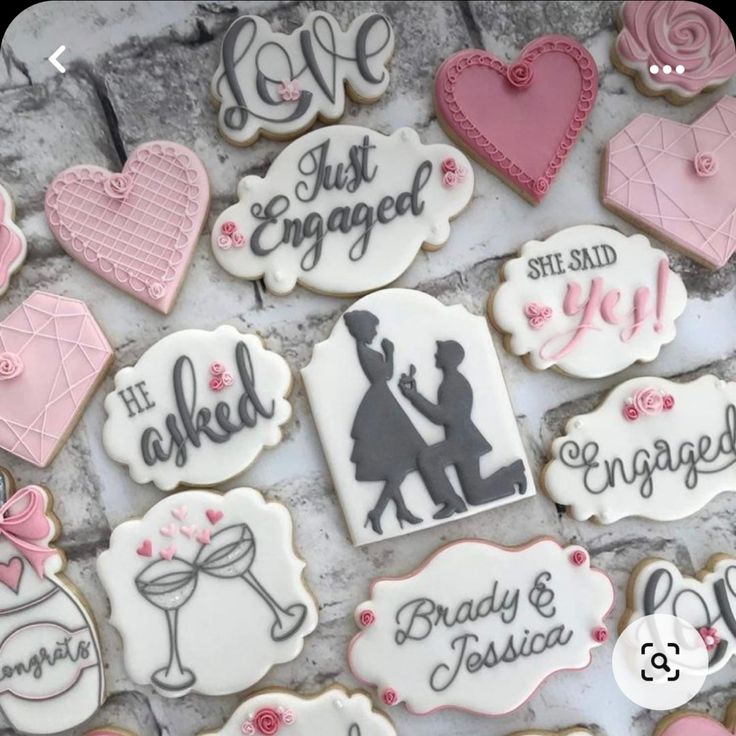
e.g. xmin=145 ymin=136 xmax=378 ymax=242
xmin=172 ymin=505 xmax=188 ymax=520
xmin=160 ymin=523 xmax=178 ymax=537
xmin=0 ymin=557 xmax=24 ymax=593
xmin=206 ymin=509 xmax=224 ymax=525
xmin=180 ymin=525 xmax=196 ymax=538
xmin=196 ymin=529 xmax=211 ymax=545
xmin=137 ymin=540 xmax=153 ymax=557
xmin=160 ymin=545 xmax=176 ymax=561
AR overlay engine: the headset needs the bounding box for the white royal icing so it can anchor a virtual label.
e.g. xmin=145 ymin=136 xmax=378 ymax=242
xmin=97 ymin=487 xmax=318 ymax=698
xmin=625 ymin=555 xmax=736 ymax=675
xmin=102 ymin=325 xmax=292 ymax=491
xmin=491 ymin=225 xmax=687 ymax=378
xmin=302 ymin=288 xmax=534 ymax=545
xmin=211 ymin=11 xmax=394 ymax=145
xmin=0 ymin=473 xmax=104 ymax=735
xmin=199 ymin=686 xmax=396 ymax=736
xmin=349 ymin=538 xmax=613 ymax=715
xmin=212 ymin=126 xmax=473 ymax=295
xmin=545 ymin=375 xmax=736 ymax=524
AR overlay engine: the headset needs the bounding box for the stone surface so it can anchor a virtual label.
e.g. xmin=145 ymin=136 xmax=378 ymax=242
xmin=1 ymin=2 xmax=735 ymax=735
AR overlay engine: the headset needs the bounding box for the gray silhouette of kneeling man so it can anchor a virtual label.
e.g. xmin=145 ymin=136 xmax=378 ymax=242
xmin=398 ymin=340 xmax=527 ymax=516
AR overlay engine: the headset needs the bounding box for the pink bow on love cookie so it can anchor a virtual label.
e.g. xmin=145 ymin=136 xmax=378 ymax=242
xmin=45 ymin=141 xmax=210 ymax=314
xmin=0 ymin=485 xmax=56 ymax=577
xmin=435 ymin=35 xmax=598 ymax=203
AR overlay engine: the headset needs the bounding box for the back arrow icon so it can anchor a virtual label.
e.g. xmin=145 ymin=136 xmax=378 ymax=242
xmin=49 ymin=45 xmax=66 ymax=73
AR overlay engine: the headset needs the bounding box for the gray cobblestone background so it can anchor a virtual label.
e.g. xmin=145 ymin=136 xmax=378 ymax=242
xmin=1 ymin=2 xmax=735 ymax=735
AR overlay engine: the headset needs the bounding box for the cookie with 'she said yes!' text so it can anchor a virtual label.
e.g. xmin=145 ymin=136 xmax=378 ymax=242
xmin=102 ymin=325 xmax=292 ymax=491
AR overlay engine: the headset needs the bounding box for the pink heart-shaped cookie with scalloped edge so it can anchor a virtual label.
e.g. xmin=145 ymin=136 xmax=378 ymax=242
xmin=0 ymin=290 xmax=113 ymax=467
xmin=658 ymin=713 xmax=735 ymax=736
xmin=45 ymin=140 xmax=209 ymax=314
xmin=435 ymin=35 xmax=598 ymax=203
xmin=603 ymin=96 xmax=736 ymax=270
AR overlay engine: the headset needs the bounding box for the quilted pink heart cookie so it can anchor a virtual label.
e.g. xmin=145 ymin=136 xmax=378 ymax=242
xmin=45 ymin=141 xmax=209 ymax=314
xmin=0 ymin=291 xmax=113 ymax=467
xmin=0 ymin=184 xmax=27 ymax=298
xmin=603 ymin=96 xmax=736 ymax=270
xmin=435 ymin=35 xmax=598 ymax=203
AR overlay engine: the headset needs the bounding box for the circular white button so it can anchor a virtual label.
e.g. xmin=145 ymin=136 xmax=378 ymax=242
xmin=612 ymin=614 xmax=708 ymax=711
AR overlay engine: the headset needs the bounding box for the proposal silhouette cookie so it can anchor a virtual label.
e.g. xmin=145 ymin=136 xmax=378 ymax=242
xmin=97 ymin=487 xmax=318 ymax=697
xmin=303 ymin=289 xmax=533 ymax=544
xmin=0 ymin=468 xmax=104 ymax=735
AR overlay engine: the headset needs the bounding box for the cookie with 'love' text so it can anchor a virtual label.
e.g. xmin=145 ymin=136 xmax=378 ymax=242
xmin=98 ymin=487 xmax=318 ymax=698
xmin=102 ymin=325 xmax=292 ymax=491
xmin=211 ymin=11 xmax=394 ymax=146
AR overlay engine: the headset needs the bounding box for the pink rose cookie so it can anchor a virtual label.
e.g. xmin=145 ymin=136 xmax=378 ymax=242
xmin=349 ymin=537 xmax=613 ymax=715
xmin=97 ymin=487 xmax=318 ymax=697
xmin=0 ymin=290 xmax=113 ymax=467
xmin=0 ymin=468 xmax=105 ymax=735
xmin=603 ymin=96 xmax=736 ymax=270
xmin=545 ymin=375 xmax=736 ymax=524
xmin=654 ymin=701 xmax=736 ymax=736
xmin=45 ymin=141 xmax=209 ymax=314
xmin=435 ymin=36 xmax=598 ymax=203
xmin=0 ymin=185 xmax=27 ymax=297
xmin=613 ymin=1 xmax=736 ymax=105
xmin=490 ymin=225 xmax=687 ymax=378
xmin=198 ymin=687 xmax=396 ymax=736
xmin=623 ymin=555 xmax=736 ymax=675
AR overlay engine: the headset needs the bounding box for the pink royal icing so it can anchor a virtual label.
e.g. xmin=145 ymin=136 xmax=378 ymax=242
xmin=615 ymin=1 xmax=736 ymax=99
xmin=659 ymin=714 xmax=736 ymax=736
xmin=0 ymin=291 xmax=113 ymax=467
xmin=0 ymin=185 xmax=27 ymax=298
xmin=603 ymin=96 xmax=736 ymax=270
xmin=45 ymin=141 xmax=210 ymax=314
xmin=435 ymin=36 xmax=598 ymax=203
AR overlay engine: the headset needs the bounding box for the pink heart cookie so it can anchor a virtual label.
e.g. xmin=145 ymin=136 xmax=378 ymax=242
xmin=0 ymin=556 xmax=23 ymax=593
xmin=603 ymin=96 xmax=736 ymax=269
xmin=45 ymin=141 xmax=209 ymax=314
xmin=435 ymin=35 xmax=598 ymax=203
xmin=0 ymin=291 xmax=113 ymax=467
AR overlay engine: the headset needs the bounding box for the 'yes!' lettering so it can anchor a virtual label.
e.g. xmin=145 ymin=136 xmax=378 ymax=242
xmin=103 ymin=326 xmax=292 ymax=491
xmin=491 ymin=225 xmax=687 ymax=378
xmin=349 ymin=538 xmax=613 ymax=715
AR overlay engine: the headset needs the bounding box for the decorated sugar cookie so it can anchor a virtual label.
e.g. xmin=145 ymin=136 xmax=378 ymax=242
xmin=45 ymin=141 xmax=209 ymax=313
xmin=85 ymin=731 xmax=134 ymax=736
xmin=97 ymin=487 xmax=318 ymax=697
xmin=199 ymin=686 xmax=395 ymax=736
xmin=613 ymin=1 xmax=736 ymax=104
xmin=302 ymin=288 xmax=534 ymax=545
xmin=435 ymin=36 xmax=597 ymax=203
xmin=623 ymin=554 xmax=736 ymax=675
xmin=102 ymin=325 xmax=291 ymax=491
xmin=212 ymin=126 xmax=474 ymax=295
xmin=349 ymin=538 xmax=614 ymax=715
xmin=603 ymin=96 xmax=736 ymax=270
xmin=0 ymin=185 xmax=27 ymax=297
xmin=512 ymin=731 xmax=594 ymax=736
xmin=654 ymin=701 xmax=736 ymax=736
xmin=211 ymin=11 xmax=394 ymax=146
xmin=545 ymin=375 xmax=736 ymax=524
xmin=0 ymin=468 xmax=104 ymax=734
xmin=0 ymin=290 xmax=113 ymax=467
xmin=490 ymin=225 xmax=687 ymax=378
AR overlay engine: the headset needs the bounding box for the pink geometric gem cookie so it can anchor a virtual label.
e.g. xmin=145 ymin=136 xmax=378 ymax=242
xmin=45 ymin=141 xmax=209 ymax=314
xmin=614 ymin=0 xmax=736 ymax=104
xmin=0 ymin=185 xmax=27 ymax=298
xmin=0 ymin=291 xmax=113 ymax=467
xmin=435 ymin=35 xmax=598 ymax=203
xmin=603 ymin=96 xmax=736 ymax=270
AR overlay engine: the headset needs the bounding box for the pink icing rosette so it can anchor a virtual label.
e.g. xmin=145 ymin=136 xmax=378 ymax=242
xmin=699 ymin=626 xmax=720 ymax=652
xmin=693 ymin=151 xmax=718 ymax=177
xmin=0 ymin=352 xmax=23 ymax=380
xmin=616 ymin=0 xmax=736 ymax=96
xmin=252 ymin=708 xmax=281 ymax=736
xmin=507 ymin=60 xmax=534 ymax=88
xmin=103 ymin=172 xmax=133 ymax=200
xmin=633 ymin=387 xmax=664 ymax=415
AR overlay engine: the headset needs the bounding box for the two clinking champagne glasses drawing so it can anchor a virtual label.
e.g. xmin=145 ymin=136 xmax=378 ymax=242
xmin=135 ymin=522 xmax=308 ymax=693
